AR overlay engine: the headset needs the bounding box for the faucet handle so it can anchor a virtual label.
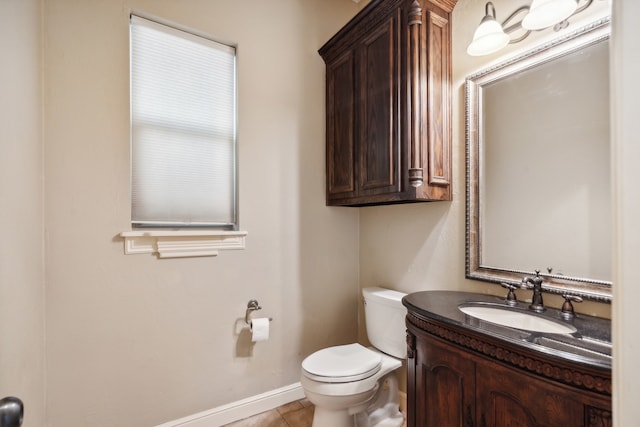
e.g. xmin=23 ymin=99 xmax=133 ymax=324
xmin=560 ymin=294 xmax=583 ymax=320
xmin=500 ymin=282 xmax=519 ymax=306
xmin=520 ymin=277 xmax=533 ymax=289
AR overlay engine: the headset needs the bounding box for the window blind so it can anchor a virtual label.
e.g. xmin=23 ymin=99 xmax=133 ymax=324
xmin=130 ymin=15 xmax=237 ymax=227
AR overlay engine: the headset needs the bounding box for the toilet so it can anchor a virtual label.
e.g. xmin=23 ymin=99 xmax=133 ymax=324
xmin=300 ymin=287 xmax=407 ymax=427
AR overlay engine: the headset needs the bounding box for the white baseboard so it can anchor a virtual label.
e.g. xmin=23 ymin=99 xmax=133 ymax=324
xmin=155 ymin=383 xmax=305 ymax=427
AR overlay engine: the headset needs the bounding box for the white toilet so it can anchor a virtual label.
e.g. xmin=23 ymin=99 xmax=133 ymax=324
xmin=300 ymin=287 xmax=407 ymax=427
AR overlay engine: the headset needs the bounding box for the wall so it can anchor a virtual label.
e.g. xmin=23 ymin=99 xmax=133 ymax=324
xmin=0 ymin=0 xmax=46 ymax=426
xmin=5 ymin=0 xmax=636 ymax=426
xmin=43 ymin=1 xmax=361 ymax=426
xmin=358 ymin=0 xmax=612 ymax=341
xmin=612 ymin=0 xmax=640 ymax=424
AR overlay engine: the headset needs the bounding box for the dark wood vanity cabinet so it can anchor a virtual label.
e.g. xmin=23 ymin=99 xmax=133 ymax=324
xmin=318 ymin=0 xmax=455 ymax=206
xmin=406 ymin=312 xmax=612 ymax=427
xmin=411 ymin=332 xmax=477 ymax=426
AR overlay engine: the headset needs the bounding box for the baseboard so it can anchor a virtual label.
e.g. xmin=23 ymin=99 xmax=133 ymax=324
xmin=155 ymin=382 xmax=305 ymax=427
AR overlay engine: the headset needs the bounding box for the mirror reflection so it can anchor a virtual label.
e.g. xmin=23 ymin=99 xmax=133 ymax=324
xmin=466 ymin=19 xmax=612 ymax=301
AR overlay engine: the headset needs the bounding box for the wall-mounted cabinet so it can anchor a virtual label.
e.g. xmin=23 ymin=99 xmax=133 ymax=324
xmin=319 ymin=0 xmax=455 ymax=206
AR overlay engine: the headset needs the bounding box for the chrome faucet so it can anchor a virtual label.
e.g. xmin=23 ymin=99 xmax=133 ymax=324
xmin=522 ymin=270 xmax=545 ymax=312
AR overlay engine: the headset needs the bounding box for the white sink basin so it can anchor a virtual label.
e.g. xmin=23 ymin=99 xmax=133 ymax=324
xmin=459 ymin=305 xmax=577 ymax=334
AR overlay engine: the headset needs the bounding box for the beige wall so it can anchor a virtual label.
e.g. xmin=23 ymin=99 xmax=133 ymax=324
xmin=43 ymin=1 xmax=360 ymax=425
xmin=0 ymin=0 xmax=46 ymax=426
xmin=612 ymin=1 xmax=640 ymax=424
xmin=4 ymin=0 xmax=639 ymax=426
xmin=358 ymin=0 xmax=612 ymax=341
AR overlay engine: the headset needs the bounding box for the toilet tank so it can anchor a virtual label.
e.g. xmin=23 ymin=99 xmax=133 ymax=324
xmin=363 ymin=287 xmax=407 ymax=359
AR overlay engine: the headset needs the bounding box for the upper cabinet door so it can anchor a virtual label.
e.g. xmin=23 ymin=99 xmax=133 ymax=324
xmin=326 ymin=50 xmax=357 ymax=201
xmin=357 ymin=11 xmax=402 ymax=197
xmin=422 ymin=7 xmax=452 ymax=191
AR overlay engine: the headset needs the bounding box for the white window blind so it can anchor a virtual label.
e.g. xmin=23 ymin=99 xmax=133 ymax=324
xmin=130 ymin=15 xmax=237 ymax=228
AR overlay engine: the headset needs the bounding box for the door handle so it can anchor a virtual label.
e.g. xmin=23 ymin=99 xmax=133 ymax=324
xmin=0 ymin=397 xmax=23 ymax=427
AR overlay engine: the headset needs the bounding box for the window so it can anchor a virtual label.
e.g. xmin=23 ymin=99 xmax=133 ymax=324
xmin=129 ymin=14 xmax=237 ymax=229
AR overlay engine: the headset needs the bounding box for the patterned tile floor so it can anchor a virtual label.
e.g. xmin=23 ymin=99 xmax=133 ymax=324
xmin=222 ymin=399 xmax=314 ymax=427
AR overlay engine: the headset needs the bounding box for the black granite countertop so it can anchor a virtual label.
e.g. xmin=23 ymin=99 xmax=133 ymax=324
xmin=402 ymin=291 xmax=612 ymax=371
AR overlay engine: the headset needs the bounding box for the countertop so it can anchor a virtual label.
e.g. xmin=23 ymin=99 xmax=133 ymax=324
xmin=402 ymin=290 xmax=612 ymax=371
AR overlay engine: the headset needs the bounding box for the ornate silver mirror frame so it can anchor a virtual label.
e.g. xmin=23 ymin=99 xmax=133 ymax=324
xmin=465 ymin=18 xmax=612 ymax=303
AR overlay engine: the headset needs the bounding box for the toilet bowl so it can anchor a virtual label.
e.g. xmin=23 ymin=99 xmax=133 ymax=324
xmin=300 ymin=287 xmax=407 ymax=427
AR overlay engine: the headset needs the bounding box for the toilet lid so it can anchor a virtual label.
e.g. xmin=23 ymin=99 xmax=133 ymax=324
xmin=302 ymin=343 xmax=382 ymax=383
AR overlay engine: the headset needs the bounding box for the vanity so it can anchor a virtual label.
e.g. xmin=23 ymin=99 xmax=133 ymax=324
xmin=403 ymin=291 xmax=611 ymax=427
xmin=401 ymin=13 xmax=614 ymax=426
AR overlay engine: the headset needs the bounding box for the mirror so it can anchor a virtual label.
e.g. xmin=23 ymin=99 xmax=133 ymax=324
xmin=465 ymin=19 xmax=612 ymax=302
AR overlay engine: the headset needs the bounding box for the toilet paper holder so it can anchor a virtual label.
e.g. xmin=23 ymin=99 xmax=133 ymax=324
xmin=245 ymin=299 xmax=273 ymax=324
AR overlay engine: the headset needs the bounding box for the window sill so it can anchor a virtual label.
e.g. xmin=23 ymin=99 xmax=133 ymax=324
xmin=119 ymin=230 xmax=247 ymax=258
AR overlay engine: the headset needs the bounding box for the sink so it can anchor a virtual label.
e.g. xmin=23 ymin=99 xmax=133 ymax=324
xmin=403 ymin=291 xmax=611 ymax=369
xmin=459 ymin=305 xmax=577 ymax=334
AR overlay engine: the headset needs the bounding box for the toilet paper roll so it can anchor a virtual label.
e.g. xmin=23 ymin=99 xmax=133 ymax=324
xmin=250 ymin=317 xmax=270 ymax=342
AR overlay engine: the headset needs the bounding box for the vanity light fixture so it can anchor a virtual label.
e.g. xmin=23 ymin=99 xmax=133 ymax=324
xmin=466 ymin=2 xmax=510 ymax=56
xmin=467 ymin=0 xmax=593 ymax=56
xmin=522 ymin=0 xmax=578 ymax=30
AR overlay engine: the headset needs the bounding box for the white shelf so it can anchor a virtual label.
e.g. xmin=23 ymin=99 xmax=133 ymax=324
xmin=119 ymin=230 xmax=247 ymax=258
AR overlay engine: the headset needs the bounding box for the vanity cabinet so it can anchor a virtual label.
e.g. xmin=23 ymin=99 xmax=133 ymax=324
xmin=318 ymin=0 xmax=455 ymax=206
xmin=406 ymin=311 xmax=612 ymax=427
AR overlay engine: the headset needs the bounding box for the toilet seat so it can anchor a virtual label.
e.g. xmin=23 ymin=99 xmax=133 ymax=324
xmin=302 ymin=343 xmax=382 ymax=383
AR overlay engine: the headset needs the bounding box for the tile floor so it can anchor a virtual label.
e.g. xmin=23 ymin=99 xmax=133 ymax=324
xmin=222 ymin=399 xmax=314 ymax=427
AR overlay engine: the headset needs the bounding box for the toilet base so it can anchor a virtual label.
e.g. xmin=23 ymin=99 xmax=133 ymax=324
xmin=311 ymin=408 xmax=355 ymax=427
xmin=355 ymin=373 xmax=404 ymax=427
xmin=305 ymin=386 xmax=378 ymax=427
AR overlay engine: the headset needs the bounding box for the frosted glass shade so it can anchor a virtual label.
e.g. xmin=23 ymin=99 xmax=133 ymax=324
xmin=467 ymin=17 xmax=510 ymax=56
xmin=522 ymin=0 xmax=578 ymax=30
